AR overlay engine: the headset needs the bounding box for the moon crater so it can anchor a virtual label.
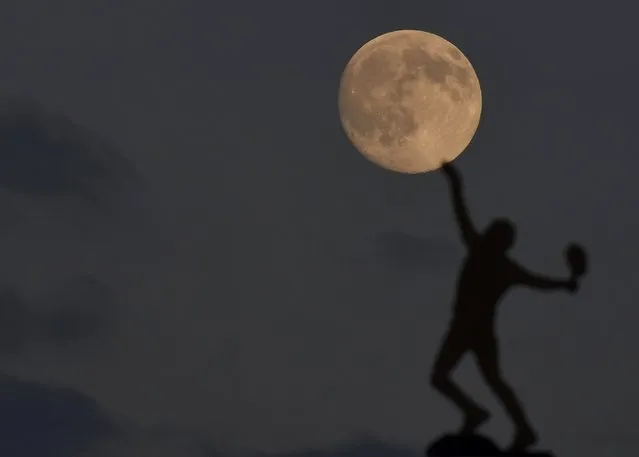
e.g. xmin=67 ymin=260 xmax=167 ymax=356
xmin=339 ymin=30 xmax=482 ymax=173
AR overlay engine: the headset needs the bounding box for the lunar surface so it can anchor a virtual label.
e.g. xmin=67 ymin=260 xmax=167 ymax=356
xmin=338 ymin=30 xmax=482 ymax=173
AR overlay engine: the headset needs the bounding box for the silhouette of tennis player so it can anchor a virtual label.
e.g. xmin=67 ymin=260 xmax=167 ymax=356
xmin=430 ymin=161 xmax=578 ymax=452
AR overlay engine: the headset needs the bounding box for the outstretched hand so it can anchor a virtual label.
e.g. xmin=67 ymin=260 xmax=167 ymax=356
xmin=440 ymin=160 xmax=460 ymax=183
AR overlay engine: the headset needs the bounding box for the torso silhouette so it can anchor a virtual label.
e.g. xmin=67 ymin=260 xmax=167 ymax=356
xmin=453 ymin=240 xmax=517 ymax=327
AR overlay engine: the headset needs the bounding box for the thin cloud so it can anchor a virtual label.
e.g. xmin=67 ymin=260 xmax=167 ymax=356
xmin=37 ymin=274 xmax=118 ymax=347
xmin=0 ymin=374 xmax=419 ymax=457
xmin=0 ymin=374 xmax=115 ymax=457
xmin=0 ymin=275 xmax=119 ymax=354
xmin=0 ymin=97 xmax=141 ymax=205
xmin=373 ymin=231 xmax=459 ymax=271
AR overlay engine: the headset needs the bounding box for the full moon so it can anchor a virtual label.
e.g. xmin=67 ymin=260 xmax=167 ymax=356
xmin=338 ymin=30 xmax=482 ymax=173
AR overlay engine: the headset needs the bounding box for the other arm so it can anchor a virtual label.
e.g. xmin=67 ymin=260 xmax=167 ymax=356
xmin=441 ymin=161 xmax=478 ymax=247
xmin=511 ymin=261 xmax=577 ymax=292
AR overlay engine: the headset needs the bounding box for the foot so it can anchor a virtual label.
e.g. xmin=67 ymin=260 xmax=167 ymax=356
xmin=459 ymin=407 xmax=491 ymax=434
xmin=506 ymin=426 xmax=538 ymax=453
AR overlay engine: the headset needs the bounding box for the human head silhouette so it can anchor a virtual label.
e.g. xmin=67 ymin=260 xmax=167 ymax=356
xmin=483 ymin=218 xmax=516 ymax=252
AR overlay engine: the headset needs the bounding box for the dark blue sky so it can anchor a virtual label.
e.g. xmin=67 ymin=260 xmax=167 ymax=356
xmin=0 ymin=1 xmax=635 ymax=456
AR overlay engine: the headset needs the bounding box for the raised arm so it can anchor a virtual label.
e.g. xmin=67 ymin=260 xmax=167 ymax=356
xmin=510 ymin=261 xmax=577 ymax=292
xmin=441 ymin=161 xmax=478 ymax=247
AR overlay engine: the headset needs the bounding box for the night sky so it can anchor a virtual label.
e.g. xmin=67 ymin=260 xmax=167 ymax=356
xmin=0 ymin=1 xmax=636 ymax=456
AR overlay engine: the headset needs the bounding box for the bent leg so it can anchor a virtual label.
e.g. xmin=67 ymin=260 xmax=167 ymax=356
xmin=472 ymin=332 xmax=537 ymax=450
xmin=430 ymin=325 xmax=489 ymax=433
